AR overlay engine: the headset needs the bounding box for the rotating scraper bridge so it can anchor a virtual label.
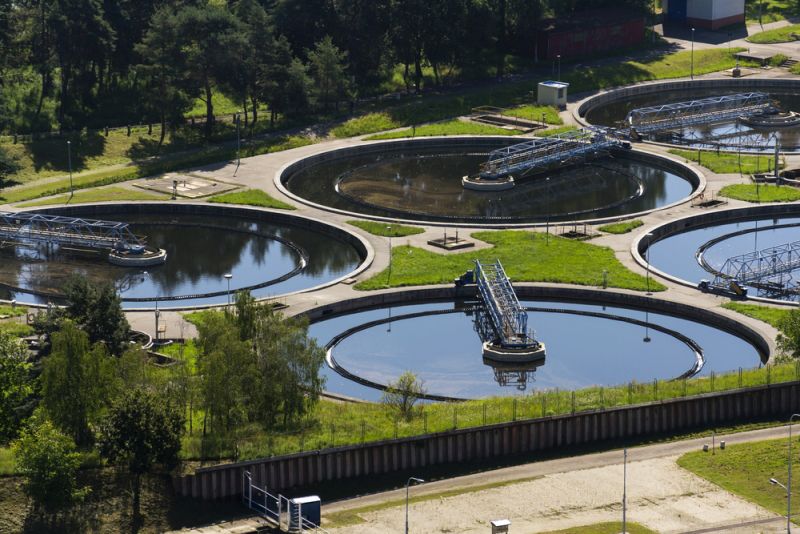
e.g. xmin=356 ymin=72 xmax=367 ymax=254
xmin=0 ymin=211 xmax=166 ymax=266
xmin=625 ymin=92 xmax=774 ymax=136
xmin=704 ymin=239 xmax=800 ymax=297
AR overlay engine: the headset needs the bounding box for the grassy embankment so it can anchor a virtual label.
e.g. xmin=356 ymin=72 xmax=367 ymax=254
xmin=0 ymin=135 xmax=311 ymax=205
xmin=16 ymin=186 xmax=168 ymax=206
xmin=541 ymin=523 xmax=656 ymax=534
xmin=334 ymin=48 xmax=751 ymax=138
xmin=719 ymin=184 xmax=800 ymax=202
xmin=748 ymin=23 xmax=800 ymax=43
xmin=745 ymin=0 xmax=798 ymax=24
xmin=207 ymin=188 xmax=296 ymax=209
xmin=346 ymin=220 xmax=424 ymax=237
xmin=668 ymin=149 xmax=782 ymax=174
xmin=723 ymin=302 xmax=790 ymax=328
xmin=599 ymin=220 xmax=644 ymax=234
xmin=0 ymin=305 xmax=32 ymax=337
xmin=678 ymin=438 xmax=800 ymax=523
xmin=354 ymin=230 xmax=666 ymax=291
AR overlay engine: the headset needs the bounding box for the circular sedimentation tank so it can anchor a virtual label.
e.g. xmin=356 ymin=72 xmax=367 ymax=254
xmin=0 ymin=204 xmax=369 ymax=309
xmin=579 ymin=79 xmax=800 ymax=152
xmin=636 ymin=204 xmax=800 ymax=303
xmin=309 ymin=294 xmax=766 ymax=401
xmin=279 ymin=138 xmax=700 ymax=225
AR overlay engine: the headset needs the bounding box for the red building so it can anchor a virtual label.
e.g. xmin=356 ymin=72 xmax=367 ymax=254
xmin=537 ymin=9 xmax=646 ymax=61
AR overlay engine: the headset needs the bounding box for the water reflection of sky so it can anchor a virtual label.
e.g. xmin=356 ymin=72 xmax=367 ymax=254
xmin=649 ymin=216 xmax=800 ymax=293
xmin=311 ymin=300 xmax=761 ymax=401
xmin=0 ymin=214 xmax=363 ymax=308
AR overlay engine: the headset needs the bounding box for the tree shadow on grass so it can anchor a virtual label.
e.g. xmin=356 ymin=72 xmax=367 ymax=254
xmin=23 ymin=131 xmax=107 ymax=174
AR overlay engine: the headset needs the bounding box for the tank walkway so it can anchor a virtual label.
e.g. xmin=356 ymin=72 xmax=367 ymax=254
xmin=479 ymin=129 xmax=623 ymax=180
xmin=711 ymin=239 xmax=800 ymax=295
xmin=0 ymin=211 xmax=145 ymax=252
xmin=626 ymin=92 xmax=773 ymax=135
xmin=473 ymin=260 xmax=536 ymax=349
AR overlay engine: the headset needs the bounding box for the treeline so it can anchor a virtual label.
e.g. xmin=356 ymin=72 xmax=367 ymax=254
xmin=0 ymin=0 xmax=651 ymax=136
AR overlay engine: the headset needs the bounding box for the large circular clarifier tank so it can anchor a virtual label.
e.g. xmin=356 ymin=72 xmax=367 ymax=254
xmin=311 ymin=298 xmax=764 ymax=401
xmin=279 ymin=138 xmax=699 ymax=225
xmin=580 ymin=79 xmax=800 ymax=152
xmin=0 ymin=204 xmax=368 ymax=308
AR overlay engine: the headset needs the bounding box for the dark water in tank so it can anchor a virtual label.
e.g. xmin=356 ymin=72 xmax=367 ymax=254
xmin=285 ymin=147 xmax=693 ymax=223
xmin=311 ymin=300 xmax=761 ymax=400
xmin=0 ymin=213 xmax=363 ymax=308
xmin=585 ymin=89 xmax=800 ymax=151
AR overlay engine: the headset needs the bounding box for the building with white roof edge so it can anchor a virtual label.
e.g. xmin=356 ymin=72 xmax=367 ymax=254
xmin=663 ymin=0 xmax=745 ymax=30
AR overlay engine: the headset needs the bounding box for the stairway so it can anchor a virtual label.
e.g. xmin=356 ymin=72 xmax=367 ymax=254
xmin=780 ymin=58 xmax=798 ymax=69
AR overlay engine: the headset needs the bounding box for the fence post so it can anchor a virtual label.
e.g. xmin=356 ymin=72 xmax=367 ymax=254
xmin=571 ymin=391 xmax=576 ymax=414
xmin=361 ymin=420 xmax=365 ymax=443
xmin=424 ymin=412 xmax=428 ymax=433
xmin=739 ymin=367 xmax=743 ymax=388
xmin=453 ymin=406 xmax=458 ymax=429
xmin=483 ymin=403 xmax=487 ymax=425
xmin=513 ymin=398 xmax=517 ymax=421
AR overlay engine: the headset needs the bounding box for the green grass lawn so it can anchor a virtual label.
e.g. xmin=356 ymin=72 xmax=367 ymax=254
xmin=540 ymin=523 xmax=656 ymax=534
xmin=719 ymin=184 xmax=800 ymax=202
xmin=355 ymin=230 xmax=665 ymax=292
xmin=747 ymin=23 xmax=800 ymax=43
xmin=668 ymin=149 xmax=781 ymax=174
xmin=364 ymin=119 xmax=518 ymax=140
xmin=16 ymin=186 xmax=168 ymax=207
xmin=678 ymin=438 xmax=800 ymax=522
xmin=0 ymin=305 xmax=25 ymax=318
xmin=333 ymin=49 xmax=749 ymax=139
xmin=347 ymin=220 xmax=424 ymax=237
xmin=723 ymin=302 xmax=791 ymax=328
xmin=746 ymin=0 xmax=798 ymax=24
xmin=599 ymin=219 xmax=644 ymax=234
xmin=207 ymin=188 xmax=295 ymax=210
xmin=0 ymin=321 xmax=33 ymax=337
xmin=0 ymin=135 xmax=311 ymax=205
xmin=504 ymin=104 xmax=563 ymax=125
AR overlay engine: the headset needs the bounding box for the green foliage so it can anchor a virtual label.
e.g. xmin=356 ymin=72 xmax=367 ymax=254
xmin=599 ymin=220 xmax=644 ymax=234
xmin=98 ymin=389 xmax=184 ymax=475
xmin=747 ymin=23 xmax=800 ymax=43
xmin=719 ymin=184 xmax=800 ymax=203
xmin=63 ymin=276 xmax=130 ymax=356
xmin=41 ymin=322 xmax=117 ymax=445
xmin=307 ymin=36 xmax=350 ymax=111
xmin=722 ymin=302 xmax=790 ymax=329
xmin=777 ymin=309 xmax=800 ymax=358
xmin=347 ymin=220 xmax=425 ymax=237
xmin=537 ymin=125 xmax=579 ymax=137
xmin=208 ymin=188 xmax=296 ymax=210
xmin=355 ymin=231 xmax=665 ymax=292
xmin=0 ymin=331 xmax=34 ymax=443
xmin=770 ymin=53 xmax=789 ymax=67
xmin=746 ymin=0 xmax=799 ymax=23
xmin=12 ymin=417 xmax=87 ymax=510
xmin=364 ymin=119 xmax=518 ymax=140
xmin=382 ymin=371 xmax=426 ymax=422
xmin=668 ymin=149 xmax=781 ymax=174
xmin=678 ymin=437 xmax=800 ymax=520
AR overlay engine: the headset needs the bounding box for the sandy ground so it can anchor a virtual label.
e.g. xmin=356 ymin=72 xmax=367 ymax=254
xmin=328 ymin=456 xmax=781 ymax=534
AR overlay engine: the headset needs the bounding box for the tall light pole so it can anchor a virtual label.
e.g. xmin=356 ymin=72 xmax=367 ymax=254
xmin=789 ymin=413 xmax=800 ymax=532
xmin=690 ymin=28 xmax=696 ymax=80
xmin=622 ymin=447 xmax=628 ymax=534
xmin=386 ymin=225 xmax=392 ymax=284
xmin=646 ymin=232 xmax=654 ymax=295
xmin=67 ymin=140 xmax=74 ymax=199
xmin=545 ymin=176 xmax=551 ymax=245
xmin=557 ymin=54 xmax=561 ymax=82
xmin=234 ymin=113 xmax=241 ymax=176
xmin=224 ymin=273 xmax=233 ymax=307
xmin=405 ymin=477 xmax=424 ymax=534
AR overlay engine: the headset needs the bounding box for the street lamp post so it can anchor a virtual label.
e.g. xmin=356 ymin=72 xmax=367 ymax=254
xmin=690 ymin=28 xmax=696 ymax=80
xmin=545 ymin=176 xmax=551 ymax=245
xmin=405 ymin=477 xmax=424 ymax=534
xmin=67 ymin=140 xmax=74 ymax=199
xmin=771 ymin=477 xmax=792 ymax=532
xmin=386 ymin=225 xmax=392 ymax=284
xmin=622 ymin=447 xmax=628 ymax=534
xmin=234 ymin=113 xmax=241 ymax=176
xmin=557 ymin=54 xmax=561 ymax=82
xmin=646 ymin=232 xmax=654 ymax=295
xmin=789 ymin=414 xmax=800 ymax=532
xmin=224 ymin=273 xmax=233 ymax=307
